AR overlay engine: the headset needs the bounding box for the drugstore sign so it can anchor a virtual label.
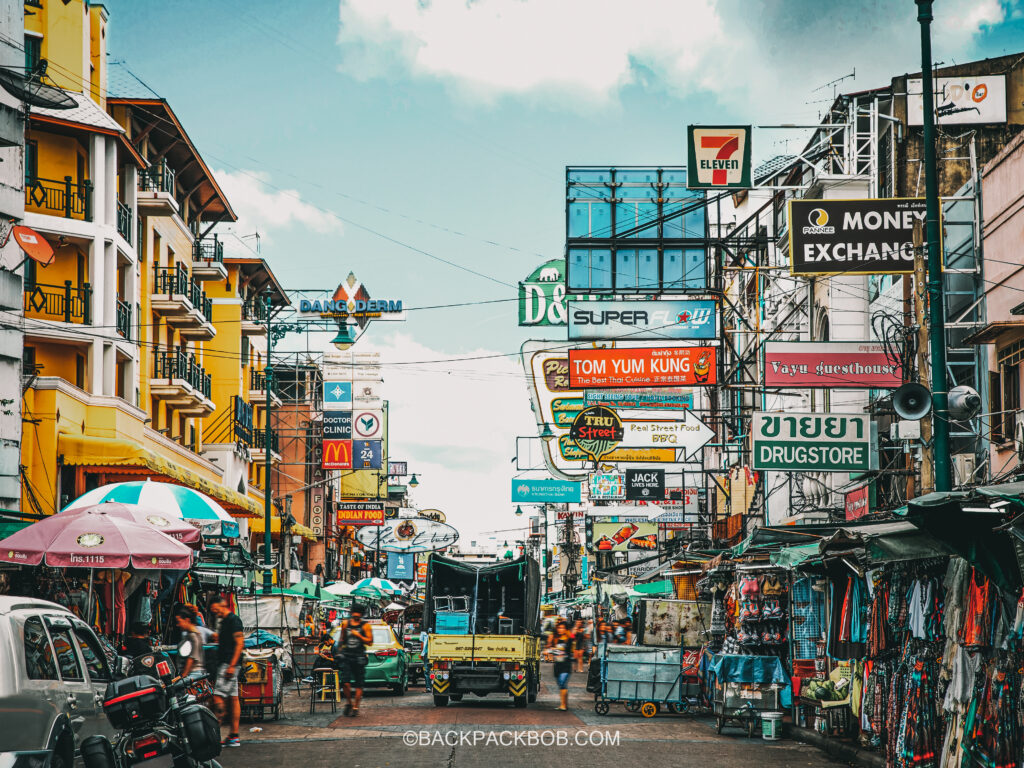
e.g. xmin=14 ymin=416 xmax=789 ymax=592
xmin=751 ymin=412 xmax=876 ymax=473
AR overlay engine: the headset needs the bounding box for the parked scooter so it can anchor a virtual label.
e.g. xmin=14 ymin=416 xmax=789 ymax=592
xmin=79 ymin=639 xmax=222 ymax=768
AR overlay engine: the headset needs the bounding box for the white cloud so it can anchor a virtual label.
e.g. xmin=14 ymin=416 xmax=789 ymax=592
xmin=343 ymin=331 xmax=536 ymax=541
xmin=213 ymin=169 xmax=341 ymax=254
xmin=336 ymin=0 xmax=1006 ymax=119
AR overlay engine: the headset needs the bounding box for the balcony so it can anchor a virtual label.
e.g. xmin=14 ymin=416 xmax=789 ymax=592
xmin=24 ymin=281 xmax=92 ymax=324
xmin=150 ymin=350 xmax=213 ymax=416
xmin=151 ymin=266 xmax=215 ymax=339
xmin=192 ymin=236 xmax=227 ymax=281
xmin=116 ymin=200 xmax=133 ymax=244
xmin=250 ymin=427 xmax=281 ymax=463
xmin=25 ymin=176 xmax=93 ymax=221
xmin=116 ymin=297 xmax=131 ymax=341
xmin=137 ymin=161 xmax=178 ymax=216
xmin=240 ymin=297 xmax=267 ymax=336
xmin=249 ymin=368 xmax=282 ymax=408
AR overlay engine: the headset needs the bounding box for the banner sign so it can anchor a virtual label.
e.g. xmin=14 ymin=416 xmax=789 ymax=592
xmin=322 ymin=411 xmax=352 ymax=440
xmin=907 ymin=75 xmax=1006 ymax=126
xmin=388 ymin=461 xmax=408 ymax=477
xmin=589 ymin=472 xmax=626 ymax=500
xmin=520 ymin=260 xmax=576 ymax=326
xmin=764 ymin=342 xmax=902 ymax=388
xmin=356 ymin=518 xmax=459 ymax=553
xmin=353 ymin=380 xmax=383 ymax=410
xmin=322 ymin=439 xmax=353 ymax=469
xmin=653 ymin=489 xmax=699 ymax=523
xmin=559 ymin=437 xmax=676 ymax=463
xmin=845 ymin=485 xmax=870 ymax=521
xmin=620 ymin=411 xmax=715 ymax=460
xmin=752 ymin=411 xmax=874 ymax=472
xmin=323 ymin=381 xmax=352 ymax=410
xmin=625 ymin=469 xmax=665 ymax=500
xmin=352 ymin=410 xmax=383 ymax=440
xmin=337 ymin=501 xmax=385 ymax=526
xmin=568 ymin=299 xmax=717 ymax=341
xmin=353 ymin=440 xmax=383 ymax=470
xmin=588 ymin=521 xmax=658 ymax=552
xmin=511 ymin=478 xmax=583 ymax=503
xmin=569 ymin=406 xmax=624 ymax=461
xmin=788 ymin=198 xmax=929 ymax=275
xmin=585 ymin=388 xmax=693 ymax=410
xmin=386 ymin=552 xmax=416 ymax=580
xmin=687 ymin=125 xmax=752 ymax=189
xmin=569 ymin=347 xmax=715 ymax=388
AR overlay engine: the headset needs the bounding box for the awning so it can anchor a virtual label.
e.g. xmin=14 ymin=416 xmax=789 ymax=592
xmin=247 ymin=515 xmax=317 ymax=542
xmin=633 ymin=580 xmax=674 ymax=595
xmin=58 ymin=434 xmax=260 ymax=517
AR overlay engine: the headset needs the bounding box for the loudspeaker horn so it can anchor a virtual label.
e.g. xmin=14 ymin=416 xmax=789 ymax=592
xmin=948 ymin=385 xmax=982 ymax=421
xmin=893 ymin=382 xmax=932 ymax=420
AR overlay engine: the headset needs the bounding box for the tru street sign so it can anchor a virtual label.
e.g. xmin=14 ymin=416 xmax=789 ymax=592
xmin=751 ymin=412 xmax=876 ymax=472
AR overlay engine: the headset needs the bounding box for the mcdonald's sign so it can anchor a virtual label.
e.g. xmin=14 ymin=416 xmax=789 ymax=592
xmin=322 ymin=439 xmax=353 ymax=469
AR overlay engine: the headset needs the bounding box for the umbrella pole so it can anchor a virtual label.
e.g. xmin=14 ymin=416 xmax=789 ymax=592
xmin=87 ymin=570 xmax=94 ymax=626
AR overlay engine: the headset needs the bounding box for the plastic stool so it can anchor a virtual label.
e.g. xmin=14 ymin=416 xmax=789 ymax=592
xmin=310 ymin=667 xmax=339 ymax=713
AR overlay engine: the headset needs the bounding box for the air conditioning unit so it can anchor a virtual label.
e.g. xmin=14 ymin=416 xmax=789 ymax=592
xmin=952 ymin=453 xmax=976 ymax=486
xmin=1015 ymin=412 xmax=1024 ymax=456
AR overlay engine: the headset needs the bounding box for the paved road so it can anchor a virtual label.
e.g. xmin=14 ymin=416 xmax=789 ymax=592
xmin=220 ymin=665 xmax=843 ymax=768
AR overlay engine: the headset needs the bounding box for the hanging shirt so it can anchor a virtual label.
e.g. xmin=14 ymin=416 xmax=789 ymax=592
xmin=907 ymin=578 xmax=933 ymax=640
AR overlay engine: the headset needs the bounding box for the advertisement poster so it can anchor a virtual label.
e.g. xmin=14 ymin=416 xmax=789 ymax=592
xmin=337 ymin=502 xmax=384 ymax=526
xmin=907 ymin=76 xmax=1006 ymax=126
xmin=589 ymin=472 xmax=626 ymax=500
xmin=585 ymin=388 xmax=693 ymax=410
xmin=568 ymin=299 xmax=717 ymax=341
xmin=764 ymin=342 xmax=902 ymax=388
xmin=568 ymin=347 xmax=716 ymax=388
xmin=845 ymin=485 xmax=871 ymax=521
xmin=511 ymin=479 xmax=582 ymax=503
xmin=352 ymin=440 xmax=383 ymax=470
xmin=626 ymin=469 xmax=665 ymax=500
xmin=788 ymin=198 xmax=933 ymax=275
xmin=386 ymin=552 xmax=416 ymax=580
xmin=588 ymin=521 xmax=658 ymax=552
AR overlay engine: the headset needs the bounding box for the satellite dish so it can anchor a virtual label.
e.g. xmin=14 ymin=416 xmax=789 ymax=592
xmin=893 ymin=383 xmax=932 ymax=420
xmin=948 ymin=385 xmax=982 ymax=421
xmin=0 ymin=66 xmax=76 ymax=110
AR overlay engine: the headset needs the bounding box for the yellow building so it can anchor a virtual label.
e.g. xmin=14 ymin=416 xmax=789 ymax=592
xmin=19 ymin=0 xmax=277 ymax=521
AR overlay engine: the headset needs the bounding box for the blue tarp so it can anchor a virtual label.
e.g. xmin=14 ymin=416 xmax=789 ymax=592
xmin=703 ymin=652 xmax=792 ymax=707
xmin=244 ymin=629 xmax=283 ymax=648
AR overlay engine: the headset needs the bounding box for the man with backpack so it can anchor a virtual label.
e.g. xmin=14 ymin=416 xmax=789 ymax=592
xmin=334 ymin=604 xmax=373 ymax=717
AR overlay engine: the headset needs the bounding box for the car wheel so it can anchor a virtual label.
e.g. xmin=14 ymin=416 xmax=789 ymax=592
xmin=392 ymin=674 xmax=407 ymax=696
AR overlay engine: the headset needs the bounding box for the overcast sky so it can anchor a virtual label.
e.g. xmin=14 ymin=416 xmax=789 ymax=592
xmin=102 ymin=0 xmax=1023 ymax=540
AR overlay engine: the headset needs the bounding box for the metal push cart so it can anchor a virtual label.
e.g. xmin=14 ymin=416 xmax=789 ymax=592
xmin=704 ymin=653 xmax=787 ymax=737
xmin=593 ymin=644 xmax=705 ymax=718
xmin=239 ymin=653 xmax=284 ymax=721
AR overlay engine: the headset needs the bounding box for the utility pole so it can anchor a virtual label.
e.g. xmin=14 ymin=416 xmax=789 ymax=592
xmin=262 ymin=292 xmax=274 ymax=594
xmin=914 ymin=223 xmax=935 ymax=495
xmin=916 ymin=0 xmax=952 ymax=492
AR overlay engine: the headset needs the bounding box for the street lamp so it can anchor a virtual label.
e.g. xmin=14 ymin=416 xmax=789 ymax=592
xmin=331 ymin=323 xmax=359 ymax=352
xmin=408 ymin=474 xmax=419 ymax=487
xmin=539 ymin=423 xmax=555 ymax=440
xmin=514 ymin=505 xmax=523 ymax=517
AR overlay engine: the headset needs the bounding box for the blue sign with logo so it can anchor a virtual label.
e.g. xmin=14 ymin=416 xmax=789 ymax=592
xmin=323 ymin=381 xmax=352 ymax=410
xmin=567 ymin=299 xmax=717 ymax=340
xmin=387 ymin=552 xmax=415 ymax=580
xmin=511 ymin=479 xmax=582 ymax=503
xmin=353 ymin=440 xmax=383 ymax=470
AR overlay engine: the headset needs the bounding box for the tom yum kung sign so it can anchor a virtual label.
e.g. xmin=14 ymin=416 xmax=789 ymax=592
xmin=751 ymin=412 xmax=875 ymax=473
xmin=788 ymin=198 xmax=933 ymax=275
xmin=764 ymin=342 xmax=902 ymax=388
xmin=568 ymin=347 xmax=715 ymax=388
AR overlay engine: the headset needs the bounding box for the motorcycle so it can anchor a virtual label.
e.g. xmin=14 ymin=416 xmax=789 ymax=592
xmin=80 ymin=639 xmax=222 ymax=768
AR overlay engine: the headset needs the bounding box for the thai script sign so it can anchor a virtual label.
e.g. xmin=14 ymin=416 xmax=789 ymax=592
xmin=751 ymin=411 xmax=874 ymax=472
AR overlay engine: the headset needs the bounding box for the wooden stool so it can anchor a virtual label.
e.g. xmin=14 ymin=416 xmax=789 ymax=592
xmin=309 ymin=667 xmax=340 ymax=713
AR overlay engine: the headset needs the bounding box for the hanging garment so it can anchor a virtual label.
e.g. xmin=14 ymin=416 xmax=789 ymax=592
xmin=869 ymin=588 xmax=890 ymax=657
xmin=942 ymin=558 xmax=969 ymax=641
xmin=850 ymin=578 xmax=868 ymax=644
xmin=839 ymin=576 xmax=854 ymax=642
xmin=942 ymin=645 xmax=979 ymax=713
xmin=900 ymin=659 xmax=940 ymax=768
xmin=908 ymin=578 xmax=933 ymax=640
xmin=99 ymin=570 xmax=127 ymax=637
xmin=960 ymin=569 xmax=992 ymax=648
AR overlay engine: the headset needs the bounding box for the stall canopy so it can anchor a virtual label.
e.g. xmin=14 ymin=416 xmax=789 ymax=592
xmin=769 ymin=521 xmax=955 ymax=570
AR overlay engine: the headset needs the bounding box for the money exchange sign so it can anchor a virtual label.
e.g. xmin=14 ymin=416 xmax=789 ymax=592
xmin=751 ymin=412 xmax=874 ymax=472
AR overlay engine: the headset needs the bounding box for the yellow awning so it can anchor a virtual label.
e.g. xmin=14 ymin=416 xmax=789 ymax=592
xmin=58 ymin=434 xmax=261 ymax=517
xmin=248 ymin=515 xmax=318 ymax=542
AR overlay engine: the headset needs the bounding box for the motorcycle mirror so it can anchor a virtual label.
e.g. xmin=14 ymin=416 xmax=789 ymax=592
xmin=178 ymin=639 xmax=193 ymax=658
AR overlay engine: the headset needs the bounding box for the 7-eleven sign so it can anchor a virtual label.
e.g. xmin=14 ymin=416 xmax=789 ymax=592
xmin=687 ymin=125 xmax=752 ymax=189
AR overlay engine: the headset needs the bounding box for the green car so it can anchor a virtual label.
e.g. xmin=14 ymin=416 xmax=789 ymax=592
xmin=333 ymin=621 xmax=409 ymax=695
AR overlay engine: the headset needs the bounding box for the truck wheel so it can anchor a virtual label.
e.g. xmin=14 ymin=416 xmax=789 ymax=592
xmin=433 ymin=695 xmax=449 ymax=707
xmin=513 ymin=694 xmax=528 ymax=708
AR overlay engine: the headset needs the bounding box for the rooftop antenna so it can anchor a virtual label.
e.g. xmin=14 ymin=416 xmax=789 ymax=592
xmin=806 ymin=69 xmax=856 ymax=120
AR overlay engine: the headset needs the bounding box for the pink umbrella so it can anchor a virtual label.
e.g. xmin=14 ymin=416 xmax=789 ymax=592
xmin=0 ymin=508 xmax=193 ymax=569
xmin=61 ymin=502 xmax=202 ymax=550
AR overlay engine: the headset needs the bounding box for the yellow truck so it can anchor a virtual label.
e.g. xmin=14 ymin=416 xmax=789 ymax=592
xmin=424 ymin=555 xmax=541 ymax=707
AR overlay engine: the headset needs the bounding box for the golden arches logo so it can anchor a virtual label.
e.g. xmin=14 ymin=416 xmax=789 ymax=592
xmin=322 ymin=439 xmax=352 ymax=468
xmin=808 ymin=208 xmax=829 ymax=227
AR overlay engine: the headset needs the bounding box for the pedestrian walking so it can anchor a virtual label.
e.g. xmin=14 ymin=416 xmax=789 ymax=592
xmin=572 ymin=620 xmax=586 ymax=672
xmin=173 ymin=606 xmax=205 ymax=677
xmin=209 ymin=595 xmax=244 ymax=748
xmin=334 ymin=604 xmax=373 ymax=717
xmin=550 ymin=620 xmax=575 ymax=711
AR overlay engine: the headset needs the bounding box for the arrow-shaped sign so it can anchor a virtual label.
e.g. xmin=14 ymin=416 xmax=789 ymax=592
xmin=618 ymin=409 xmax=714 ymax=460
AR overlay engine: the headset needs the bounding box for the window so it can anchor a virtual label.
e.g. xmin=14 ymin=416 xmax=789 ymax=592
xmin=24 ymin=140 xmax=38 ymax=184
xmin=991 ymin=371 xmax=1004 ymax=443
xmin=75 ymin=355 xmax=85 ymax=390
xmin=371 ymin=626 xmax=394 ymax=646
xmin=1001 ymin=363 xmax=1020 ymax=444
xmin=22 ymin=346 xmax=36 ymax=373
xmin=44 ymin=620 xmax=83 ymax=681
xmin=23 ymin=259 xmax=37 ymax=291
xmin=73 ymin=626 xmax=111 ymax=683
xmin=24 ymin=36 xmax=41 ymax=74
xmin=23 ymin=616 xmax=58 ymax=680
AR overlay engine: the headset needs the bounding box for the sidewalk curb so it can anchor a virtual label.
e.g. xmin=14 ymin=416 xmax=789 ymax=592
xmin=785 ymin=724 xmax=885 ymax=768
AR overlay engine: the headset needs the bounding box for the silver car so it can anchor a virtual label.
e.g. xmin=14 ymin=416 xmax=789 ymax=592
xmin=0 ymin=596 xmax=117 ymax=768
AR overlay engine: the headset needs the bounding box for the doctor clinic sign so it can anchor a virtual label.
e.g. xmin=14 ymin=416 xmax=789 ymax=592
xmin=751 ymin=412 xmax=875 ymax=473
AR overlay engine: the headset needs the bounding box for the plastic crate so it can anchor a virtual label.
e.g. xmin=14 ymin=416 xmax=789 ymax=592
xmin=435 ymin=612 xmax=471 ymax=634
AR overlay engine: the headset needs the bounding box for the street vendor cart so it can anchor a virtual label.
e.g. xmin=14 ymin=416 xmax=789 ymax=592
xmin=239 ymin=648 xmax=283 ymax=721
xmin=704 ymin=653 xmax=788 ymax=737
xmin=593 ymin=644 xmax=705 ymax=718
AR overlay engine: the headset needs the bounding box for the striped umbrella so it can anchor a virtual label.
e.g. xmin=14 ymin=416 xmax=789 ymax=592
xmin=352 ymin=577 xmax=403 ymax=599
xmin=64 ymin=481 xmax=240 ymax=538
